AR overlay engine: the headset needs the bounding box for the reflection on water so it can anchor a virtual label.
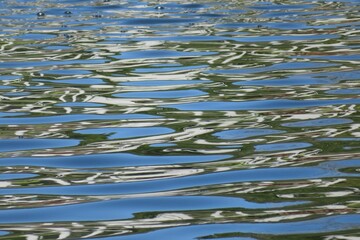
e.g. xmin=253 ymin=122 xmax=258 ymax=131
xmin=0 ymin=0 xmax=359 ymax=239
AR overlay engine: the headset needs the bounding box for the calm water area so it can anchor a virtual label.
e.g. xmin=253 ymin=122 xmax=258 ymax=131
xmin=0 ymin=0 xmax=360 ymax=239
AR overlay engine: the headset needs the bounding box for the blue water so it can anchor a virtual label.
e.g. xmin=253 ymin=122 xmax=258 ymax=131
xmin=0 ymin=0 xmax=359 ymax=239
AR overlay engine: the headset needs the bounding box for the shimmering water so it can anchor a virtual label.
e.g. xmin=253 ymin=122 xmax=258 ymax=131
xmin=0 ymin=0 xmax=360 ymax=239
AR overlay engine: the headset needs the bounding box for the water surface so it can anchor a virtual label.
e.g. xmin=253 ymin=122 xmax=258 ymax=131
xmin=0 ymin=0 xmax=359 ymax=239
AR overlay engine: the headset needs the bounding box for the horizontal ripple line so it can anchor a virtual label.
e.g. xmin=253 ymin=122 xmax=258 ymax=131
xmin=0 ymin=159 xmax=357 ymax=196
xmin=0 ymin=114 xmax=160 ymax=125
xmin=0 ymin=196 xmax=307 ymax=224
xmin=88 ymin=214 xmax=360 ymax=240
xmin=0 ymin=153 xmax=231 ymax=168
xmin=164 ymin=98 xmax=360 ymax=111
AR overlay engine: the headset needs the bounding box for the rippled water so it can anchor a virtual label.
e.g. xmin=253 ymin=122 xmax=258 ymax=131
xmin=0 ymin=0 xmax=360 ymax=239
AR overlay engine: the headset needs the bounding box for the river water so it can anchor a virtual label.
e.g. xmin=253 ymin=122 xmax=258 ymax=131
xmin=0 ymin=0 xmax=359 ymax=239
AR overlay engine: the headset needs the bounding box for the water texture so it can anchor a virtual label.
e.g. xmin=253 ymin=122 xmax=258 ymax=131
xmin=0 ymin=0 xmax=359 ymax=239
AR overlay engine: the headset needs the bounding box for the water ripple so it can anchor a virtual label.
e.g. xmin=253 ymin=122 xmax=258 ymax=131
xmin=0 ymin=0 xmax=359 ymax=239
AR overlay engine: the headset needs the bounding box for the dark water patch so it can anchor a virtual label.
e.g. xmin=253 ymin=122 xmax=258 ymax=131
xmin=197 ymin=13 xmax=226 ymax=18
xmin=91 ymin=4 xmax=124 ymax=10
xmin=0 ymin=139 xmax=80 ymax=152
xmin=174 ymin=3 xmax=205 ymax=9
